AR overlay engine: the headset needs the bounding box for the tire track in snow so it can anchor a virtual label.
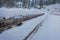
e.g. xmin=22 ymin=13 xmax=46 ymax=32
xmin=24 ymin=14 xmax=48 ymax=40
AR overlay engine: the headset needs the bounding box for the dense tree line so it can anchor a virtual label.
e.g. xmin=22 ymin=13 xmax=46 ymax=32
xmin=0 ymin=0 xmax=16 ymax=7
xmin=0 ymin=0 xmax=58 ymax=8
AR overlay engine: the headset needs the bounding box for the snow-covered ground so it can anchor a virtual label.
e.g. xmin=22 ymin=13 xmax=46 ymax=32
xmin=0 ymin=14 xmax=46 ymax=40
xmin=0 ymin=3 xmax=60 ymax=40
xmin=0 ymin=8 xmax=43 ymax=19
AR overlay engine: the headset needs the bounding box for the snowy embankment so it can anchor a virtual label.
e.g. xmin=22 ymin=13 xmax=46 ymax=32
xmin=0 ymin=8 xmax=43 ymax=19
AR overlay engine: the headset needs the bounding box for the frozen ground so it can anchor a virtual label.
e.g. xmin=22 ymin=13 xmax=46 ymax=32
xmin=0 ymin=3 xmax=60 ymax=40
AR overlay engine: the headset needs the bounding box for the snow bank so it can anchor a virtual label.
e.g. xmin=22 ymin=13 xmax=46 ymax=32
xmin=0 ymin=8 xmax=42 ymax=18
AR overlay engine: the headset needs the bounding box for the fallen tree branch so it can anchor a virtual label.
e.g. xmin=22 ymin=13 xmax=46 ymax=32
xmin=0 ymin=13 xmax=44 ymax=33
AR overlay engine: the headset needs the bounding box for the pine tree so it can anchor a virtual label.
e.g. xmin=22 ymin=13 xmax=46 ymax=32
xmin=52 ymin=0 xmax=56 ymax=4
xmin=31 ymin=0 xmax=36 ymax=7
xmin=3 ymin=0 xmax=16 ymax=7
xmin=0 ymin=0 xmax=4 ymax=7
xmin=22 ymin=0 xmax=28 ymax=8
xmin=0 ymin=0 xmax=2 ymax=7
xmin=28 ymin=0 xmax=30 ymax=8
xmin=39 ymin=0 xmax=43 ymax=8
xmin=31 ymin=1 xmax=34 ymax=7
xmin=48 ymin=0 xmax=56 ymax=5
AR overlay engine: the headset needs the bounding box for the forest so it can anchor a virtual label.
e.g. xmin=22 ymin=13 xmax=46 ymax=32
xmin=0 ymin=0 xmax=58 ymax=8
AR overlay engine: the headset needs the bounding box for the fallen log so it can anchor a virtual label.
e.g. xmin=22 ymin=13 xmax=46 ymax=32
xmin=0 ymin=13 xmax=44 ymax=33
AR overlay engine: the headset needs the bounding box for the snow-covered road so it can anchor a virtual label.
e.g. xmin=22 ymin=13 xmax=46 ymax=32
xmin=29 ymin=4 xmax=60 ymax=40
xmin=29 ymin=14 xmax=60 ymax=40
